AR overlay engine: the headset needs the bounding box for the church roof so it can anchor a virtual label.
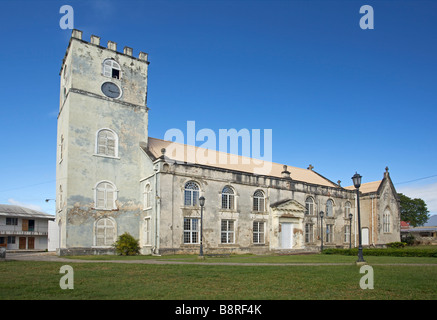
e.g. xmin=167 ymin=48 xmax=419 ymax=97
xmin=344 ymin=180 xmax=382 ymax=194
xmin=147 ymin=137 xmax=339 ymax=188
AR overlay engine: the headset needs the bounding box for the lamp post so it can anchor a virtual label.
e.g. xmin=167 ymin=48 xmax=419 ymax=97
xmin=319 ymin=211 xmax=324 ymax=252
xmin=348 ymin=213 xmax=353 ymax=249
xmin=199 ymin=196 xmax=205 ymax=258
xmin=352 ymin=172 xmax=366 ymax=263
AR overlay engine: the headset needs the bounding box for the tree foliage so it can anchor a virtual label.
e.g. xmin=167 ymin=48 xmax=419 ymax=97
xmin=113 ymin=232 xmax=140 ymax=256
xmin=398 ymin=193 xmax=430 ymax=227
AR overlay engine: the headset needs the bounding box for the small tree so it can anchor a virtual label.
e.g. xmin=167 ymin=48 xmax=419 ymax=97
xmin=113 ymin=232 xmax=140 ymax=256
xmin=398 ymin=193 xmax=430 ymax=227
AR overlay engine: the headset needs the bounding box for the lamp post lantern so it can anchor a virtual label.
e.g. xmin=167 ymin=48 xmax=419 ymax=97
xmin=319 ymin=211 xmax=324 ymax=252
xmin=352 ymin=172 xmax=365 ymax=263
xmin=348 ymin=213 xmax=353 ymax=249
xmin=199 ymin=196 xmax=205 ymax=258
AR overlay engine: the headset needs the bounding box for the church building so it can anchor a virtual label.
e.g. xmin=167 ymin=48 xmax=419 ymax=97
xmin=55 ymin=30 xmax=400 ymax=255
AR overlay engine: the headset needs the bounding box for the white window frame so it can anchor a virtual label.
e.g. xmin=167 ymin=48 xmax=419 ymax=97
xmin=95 ymin=128 xmax=119 ymax=158
xmin=221 ymin=186 xmax=235 ymax=210
xmin=345 ymin=201 xmax=351 ymax=218
xmin=326 ymin=224 xmax=334 ymax=243
xmin=183 ymin=218 xmax=199 ymax=244
xmin=305 ymin=197 xmax=315 ymax=215
xmin=326 ymin=199 xmax=334 ymax=217
xmin=253 ymin=190 xmax=265 ymax=212
xmin=94 ymin=217 xmax=116 ymax=247
xmin=253 ymin=221 xmax=265 ymax=244
xmin=102 ymin=58 xmax=121 ymax=79
xmin=221 ymin=219 xmax=235 ymax=244
xmin=305 ymin=223 xmax=314 ymax=243
xmin=143 ymin=183 xmax=152 ymax=210
xmin=94 ymin=180 xmax=118 ymax=210
xmin=344 ymin=224 xmax=351 ymax=243
xmin=383 ymin=209 xmax=391 ymax=233
xmin=143 ymin=217 xmax=151 ymax=246
xmin=184 ymin=181 xmax=200 ymax=207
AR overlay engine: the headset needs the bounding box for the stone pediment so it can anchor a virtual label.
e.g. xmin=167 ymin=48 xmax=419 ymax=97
xmin=270 ymin=199 xmax=305 ymax=218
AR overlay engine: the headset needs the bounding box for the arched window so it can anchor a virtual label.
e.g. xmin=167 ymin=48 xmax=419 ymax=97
xmin=184 ymin=181 xmax=199 ymax=206
xmin=253 ymin=190 xmax=265 ymax=212
xmin=144 ymin=184 xmax=152 ymax=209
xmin=95 ymin=218 xmax=116 ymax=246
xmin=103 ymin=59 xmax=121 ymax=79
xmin=95 ymin=181 xmax=117 ymax=210
xmin=305 ymin=197 xmax=315 ymax=215
xmin=222 ymin=186 xmax=235 ymax=210
xmin=96 ymin=129 xmax=118 ymax=157
xmin=326 ymin=199 xmax=334 ymax=217
xmin=345 ymin=201 xmax=351 ymax=218
xmin=383 ymin=209 xmax=391 ymax=233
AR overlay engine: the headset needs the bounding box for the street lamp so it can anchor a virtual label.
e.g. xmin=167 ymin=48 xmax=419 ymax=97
xmin=319 ymin=211 xmax=324 ymax=252
xmin=351 ymin=172 xmax=366 ymax=263
xmin=199 ymin=196 xmax=205 ymax=258
xmin=348 ymin=213 xmax=353 ymax=249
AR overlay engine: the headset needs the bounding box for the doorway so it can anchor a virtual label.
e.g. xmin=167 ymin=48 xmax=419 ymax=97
xmin=28 ymin=237 xmax=35 ymax=249
xmin=19 ymin=237 xmax=26 ymax=249
xmin=280 ymin=223 xmax=293 ymax=249
xmin=362 ymin=228 xmax=369 ymax=246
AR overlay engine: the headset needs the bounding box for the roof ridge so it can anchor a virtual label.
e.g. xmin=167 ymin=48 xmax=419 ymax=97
xmin=147 ymin=137 xmax=338 ymax=188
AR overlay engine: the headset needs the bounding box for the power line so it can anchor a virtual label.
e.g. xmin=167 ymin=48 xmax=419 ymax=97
xmin=0 ymin=180 xmax=56 ymax=193
xmin=396 ymin=174 xmax=437 ymax=185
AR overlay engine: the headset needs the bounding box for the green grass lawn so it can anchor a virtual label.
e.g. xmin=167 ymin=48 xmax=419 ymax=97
xmin=1 ymin=253 xmax=436 ymax=300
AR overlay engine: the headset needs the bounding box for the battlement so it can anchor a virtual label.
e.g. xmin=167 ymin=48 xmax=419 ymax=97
xmin=71 ymin=29 xmax=148 ymax=62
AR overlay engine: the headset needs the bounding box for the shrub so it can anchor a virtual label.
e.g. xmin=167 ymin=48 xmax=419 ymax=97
xmin=321 ymin=247 xmax=437 ymax=258
xmin=113 ymin=232 xmax=140 ymax=256
xmin=386 ymin=242 xmax=407 ymax=248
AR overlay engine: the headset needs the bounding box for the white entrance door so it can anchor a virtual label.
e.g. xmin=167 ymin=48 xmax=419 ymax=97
xmin=281 ymin=223 xmax=293 ymax=249
xmin=362 ymin=228 xmax=369 ymax=246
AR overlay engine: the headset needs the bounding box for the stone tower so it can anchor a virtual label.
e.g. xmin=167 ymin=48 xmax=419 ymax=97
xmin=56 ymin=30 xmax=150 ymax=254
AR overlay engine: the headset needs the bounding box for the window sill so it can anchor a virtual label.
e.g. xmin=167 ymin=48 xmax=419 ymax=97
xmin=93 ymin=154 xmax=120 ymax=160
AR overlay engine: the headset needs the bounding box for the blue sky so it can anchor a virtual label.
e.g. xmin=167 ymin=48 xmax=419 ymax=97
xmin=0 ymin=0 xmax=436 ymax=218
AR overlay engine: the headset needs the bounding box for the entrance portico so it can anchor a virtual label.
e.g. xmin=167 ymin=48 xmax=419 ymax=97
xmin=270 ymin=199 xmax=305 ymax=250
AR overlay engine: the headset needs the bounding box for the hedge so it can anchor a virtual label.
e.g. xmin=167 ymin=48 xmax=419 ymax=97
xmin=322 ymin=247 xmax=437 ymax=258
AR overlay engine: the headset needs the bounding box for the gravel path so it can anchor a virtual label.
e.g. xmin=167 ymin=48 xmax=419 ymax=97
xmin=4 ymin=251 xmax=437 ymax=267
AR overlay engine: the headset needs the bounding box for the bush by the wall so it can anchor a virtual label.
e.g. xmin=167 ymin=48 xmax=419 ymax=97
xmin=113 ymin=232 xmax=140 ymax=256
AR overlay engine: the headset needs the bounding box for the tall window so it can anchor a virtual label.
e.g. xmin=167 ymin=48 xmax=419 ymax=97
xmin=253 ymin=221 xmax=265 ymax=244
xmin=383 ymin=209 xmax=391 ymax=233
xmin=221 ymin=220 xmax=235 ymax=244
xmin=95 ymin=181 xmax=117 ymax=210
xmin=326 ymin=224 xmax=333 ymax=242
xmin=103 ymin=59 xmax=121 ymax=79
xmin=345 ymin=201 xmax=351 ymax=218
xmin=221 ymin=186 xmax=235 ymax=210
xmin=344 ymin=225 xmax=351 ymax=243
xmin=143 ymin=218 xmax=151 ymax=245
xmin=96 ymin=129 xmax=118 ymax=157
xmin=305 ymin=197 xmax=315 ymax=215
xmin=144 ymin=184 xmax=152 ymax=209
xmin=95 ymin=218 xmax=116 ymax=246
xmin=184 ymin=181 xmax=199 ymax=206
xmin=184 ymin=218 xmax=199 ymax=244
xmin=253 ymin=190 xmax=265 ymax=212
xmin=305 ymin=223 xmax=314 ymax=243
xmin=326 ymin=199 xmax=334 ymax=217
